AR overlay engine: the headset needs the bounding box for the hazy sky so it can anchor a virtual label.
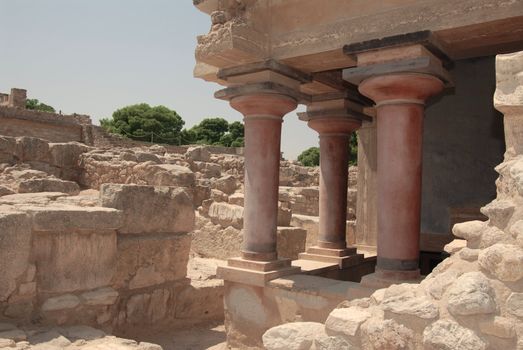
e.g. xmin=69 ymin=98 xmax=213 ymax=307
xmin=0 ymin=0 xmax=316 ymax=159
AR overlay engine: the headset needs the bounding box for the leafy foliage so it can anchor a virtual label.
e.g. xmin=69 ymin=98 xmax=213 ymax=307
xmin=297 ymin=147 xmax=320 ymax=167
xmin=297 ymin=133 xmax=358 ymax=167
xmin=182 ymin=118 xmax=244 ymax=147
xmin=25 ymin=99 xmax=56 ymax=113
xmin=100 ymin=103 xmax=184 ymax=144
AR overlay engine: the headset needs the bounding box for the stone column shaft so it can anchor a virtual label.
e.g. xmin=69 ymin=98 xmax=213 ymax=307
xmin=231 ymin=93 xmax=297 ymax=261
xmin=359 ymin=73 xmax=444 ymax=279
xmin=318 ymin=133 xmax=350 ymax=249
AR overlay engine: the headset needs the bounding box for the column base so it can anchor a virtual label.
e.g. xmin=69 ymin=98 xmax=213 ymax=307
xmin=217 ymin=257 xmax=301 ymax=287
xmin=298 ymin=246 xmax=364 ymax=268
xmin=360 ymin=268 xmax=422 ymax=289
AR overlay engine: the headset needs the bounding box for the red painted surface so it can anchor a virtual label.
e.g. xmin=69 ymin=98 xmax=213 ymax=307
xmin=230 ymin=94 xmax=297 ymax=261
xmin=359 ymin=73 xmax=444 ymax=275
xmin=309 ymin=118 xmax=361 ymax=249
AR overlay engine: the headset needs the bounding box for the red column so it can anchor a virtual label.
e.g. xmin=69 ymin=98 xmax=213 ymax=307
xmin=359 ymin=73 xmax=443 ymax=280
xmin=308 ymin=118 xmax=361 ymax=250
xmin=230 ymin=93 xmax=297 ymax=261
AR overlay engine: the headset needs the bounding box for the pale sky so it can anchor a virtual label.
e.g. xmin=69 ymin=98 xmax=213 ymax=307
xmin=0 ymin=0 xmax=315 ymax=159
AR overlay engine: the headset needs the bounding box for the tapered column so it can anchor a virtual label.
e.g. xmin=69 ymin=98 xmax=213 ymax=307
xmin=359 ymin=73 xmax=444 ymax=280
xmin=230 ymin=93 xmax=297 ymax=261
xmin=309 ymin=118 xmax=361 ymax=249
xmin=297 ymin=103 xmax=367 ymax=272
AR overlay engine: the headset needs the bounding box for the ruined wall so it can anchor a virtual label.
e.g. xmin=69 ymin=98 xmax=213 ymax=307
xmin=0 ymin=106 xmax=91 ymax=144
xmin=422 ymin=56 xmax=505 ymax=235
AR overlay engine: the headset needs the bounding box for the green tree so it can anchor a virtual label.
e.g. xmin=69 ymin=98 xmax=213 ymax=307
xmin=100 ymin=103 xmax=184 ymax=145
xmin=25 ymin=99 xmax=56 ymax=113
xmin=297 ymin=147 xmax=320 ymax=166
xmin=297 ymin=133 xmax=358 ymax=167
xmin=181 ymin=118 xmax=245 ymax=147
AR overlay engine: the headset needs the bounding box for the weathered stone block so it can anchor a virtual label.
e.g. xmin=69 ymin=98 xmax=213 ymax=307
xmin=17 ymin=178 xmax=80 ymax=195
xmin=208 ymin=202 xmax=243 ymax=229
xmin=478 ymin=243 xmax=523 ymax=282
xmin=33 ymin=229 xmax=117 ymax=293
xmin=263 ymin=322 xmax=325 ymax=350
xmin=423 ymin=319 xmax=486 ymax=350
xmin=277 ymin=227 xmax=307 ymax=260
xmin=100 ymin=184 xmax=195 ymax=234
xmin=114 ymin=233 xmax=191 ymax=289
xmin=175 ymin=280 xmax=224 ymax=321
xmin=447 ymin=272 xmax=496 ymax=316
xmin=0 ymin=211 xmax=32 ymax=302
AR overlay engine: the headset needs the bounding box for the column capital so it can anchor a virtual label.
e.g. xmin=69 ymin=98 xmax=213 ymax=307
xmin=298 ymin=97 xmax=368 ymax=134
xmin=359 ymin=73 xmax=444 ymax=105
xmin=230 ymin=93 xmax=297 ymax=120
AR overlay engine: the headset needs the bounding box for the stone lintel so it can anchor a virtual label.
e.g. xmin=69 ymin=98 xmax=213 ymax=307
xmin=217 ymin=59 xmax=312 ymax=83
xmin=343 ymin=56 xmax=453 ymax=87
xmin=343 ymin=31 xmax=452 ymax=68
xmin=217 ymin=264 xmax=301 ymax=287
xmin=215 ymin=81 xmax=310 ymax=104
xmin=298 ymin=251 xmax=364 ymax=269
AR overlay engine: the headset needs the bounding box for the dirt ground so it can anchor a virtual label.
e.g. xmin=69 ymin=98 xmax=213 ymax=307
xmin=119 ymin=323 xmax=227 ymax=350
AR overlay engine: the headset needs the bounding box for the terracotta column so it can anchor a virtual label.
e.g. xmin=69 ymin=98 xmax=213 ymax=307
xmin=308 ymin=118 xmax=361 ymax=250
xmin=359 ymin=73 xmax=444 ymax=280
xmin=230 ymin=93 xmax=297 ymax=261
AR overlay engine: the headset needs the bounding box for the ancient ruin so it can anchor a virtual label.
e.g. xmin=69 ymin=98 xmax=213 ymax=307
xmin=1 ymin=0 xmax=522 ymax=349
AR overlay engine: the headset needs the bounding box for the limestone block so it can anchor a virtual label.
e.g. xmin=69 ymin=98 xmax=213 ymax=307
xmin=211 ymin=189 xmax=228 ymax=202
xmin=422 ymin=269 xmax=461 ymax=300
xmin=325 ymin=307 xmax=370 ymax=339
xmin=447 ymin=272 xmax=496 ymax=316
xmin=16 ymin=137 xmax=49 ymax=162
xmin=507 ymin=292 xmax=523 ymax=317
xmin=494 ymin=51 xmax=523 ymax=114
xmin=478 ymin=243 xmax=523 ymax=282
xmin=193 ymin=183 xmax=211 ymax=207
xmin=192 ymin=161 xmax=222 ymax=178
xmin=262 ymin=322 xmax=325 ymax=350
xmin=133 ymin=163 xmax=195 ymax=187
xmin=0 ymin=185 xmax=15 ymax=196
xmin=185 ymin=146 xmax=211 ymax=162
xmin=452 ymin=220 xmax=486 ymax=248
xmin=228 ymin=192 xmax=244 ymax=206
xmin=135 ymin=152 xmax=161 ymax=163
xmin=114 ymin=233 xmax=191 ymax=289
xmin=481 ymin=200 xmax=516 ymax=230
xmin=48 ymin=142 xmax=90 ymax=169
xmin=100 ymin=184 xmax=194 ymax=234
xmin=17 ymin=178 xmax=80 ymax=195
xmin=33 ymin=229 xmax=117 ymax=293
xmin=479 ymin=226 xmax=516 ymax=248
xmin=175 ymin=279 xmax=224 ymax=321
xmin=314 ymin=335 xmax=352 ymax=350
xmin=191 ymin=215 xmax=242 ymax=259
xmin=381 ymin=284 xmax=439 ymax=323
xmin=479 ymin=316 xmax=516 ymax=339
xmin=213 ymin=175 xmax=237 ymax=194
xmin=277 ymin=227 xmax=307 ymax=260
xmin=360 ymin=318 xmax=415 ymax=350
xmin=423 ymin=319 xmax=486 ymax=350
xmin=0 ymin=211 xmax=32 ymax=301
xmin=208 ymin=202 xmax=243 ymax=229
xmin=459 ymin=248 xmax=480 ymax=261
xmin=42 ymin=294 xmax=81 ymax=312
xmin=510 ymin=220 xmax=523 ymax=248
xmin=81 ymin=287 xmax=119 ymax=306
xmin=291 ymin=214 xmax=319 ymax=248
xmin=125 ymin=288 xmax=173 ymax=325
xmin=277 ymin=205 xmax=292 ymax=226
xmin=443 ymin=239 xmax=466 ymax=254
xmin=0 ymin=136 xmax=18 ymax=163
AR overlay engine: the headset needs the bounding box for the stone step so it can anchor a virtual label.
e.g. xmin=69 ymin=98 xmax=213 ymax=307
xmin=291 ymin=259 xmax=338 ymax=275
